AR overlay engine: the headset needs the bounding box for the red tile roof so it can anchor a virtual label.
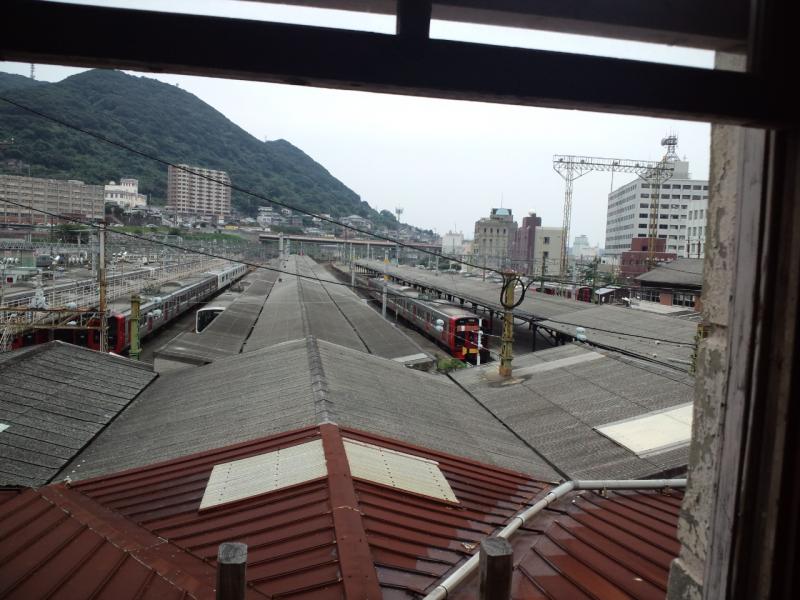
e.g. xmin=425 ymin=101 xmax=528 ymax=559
xmin=0 ymin=489 xmax=189 ymax=600
xmin=0 ymin=424 xmax=683 ymax=600
xmin=451 ymin=488 xmax=684 ymax=600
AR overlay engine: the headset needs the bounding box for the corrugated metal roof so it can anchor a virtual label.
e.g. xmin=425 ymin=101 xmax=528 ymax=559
xmin=154 ymin=270 xmax=276 ymax=367
xmin=450 ymin=344 xmax=693 ymax=479
xmin=0 ymin=488 xmax=197 ymax=600
xmin=29 ymin=424 xmax=548 ymax=599
xmin=244 ymin=256 xmax=429 ymax=363
xmin=451 ymin=488 xmax=684 ymax=600
xmin=61 ymin=337 xmax=560 ymax=482
xmin=0 ymin=424 xmax=682 ymax=599
xmin=0 ymin=342 xmax=156 ymax=487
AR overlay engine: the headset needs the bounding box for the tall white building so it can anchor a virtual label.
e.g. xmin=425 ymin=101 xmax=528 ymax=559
xmin=105 ymin=178 xmax=147 ymax=209
xmin=604 ymin=160 xmax=709 ymax=259
xmin=442 ymin=231 xmax=464 ymax=255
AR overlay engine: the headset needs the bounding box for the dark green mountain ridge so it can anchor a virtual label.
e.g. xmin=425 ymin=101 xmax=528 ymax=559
xmin=0 ymin=69 xmax=397 ymax=227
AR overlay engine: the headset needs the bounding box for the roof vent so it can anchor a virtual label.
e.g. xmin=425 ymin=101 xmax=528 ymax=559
xmin=200 ymin=439 xmax=326 ymax=510
xmin=343 ymin=438 xmax=458 ymax=503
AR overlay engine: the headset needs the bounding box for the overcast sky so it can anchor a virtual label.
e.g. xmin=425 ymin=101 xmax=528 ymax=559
xmin=2 ymin=1 xmax=713 ymax=246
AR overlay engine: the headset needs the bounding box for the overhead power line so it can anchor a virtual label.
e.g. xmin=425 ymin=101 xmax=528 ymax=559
xmin=0 ymin=95 xmax=699 ymax=358
xmin=0 ymin=95 xmax=501 ymax=276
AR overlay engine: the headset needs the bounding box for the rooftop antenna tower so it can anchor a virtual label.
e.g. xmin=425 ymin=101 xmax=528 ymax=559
xmin=395 ymin=206 xmax=404 ymax=223
xmin=662 ymin=134 xmax=679 ymax=162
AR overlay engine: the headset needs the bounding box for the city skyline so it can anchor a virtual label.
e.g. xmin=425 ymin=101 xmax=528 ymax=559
xmin=0 ymin=1 xmax=712 ymax=247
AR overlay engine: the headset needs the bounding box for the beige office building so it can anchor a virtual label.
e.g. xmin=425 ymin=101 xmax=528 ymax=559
xmin=166 ymin=164 xmax=231 ymax=220
xmin=0 ymin=174 xmax=104 ymax=225
xmin=472 ymin=208 xmax=517 ymax=270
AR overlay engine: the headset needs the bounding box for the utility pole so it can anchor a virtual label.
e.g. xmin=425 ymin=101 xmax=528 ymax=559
xmin=382 ymin=250 xmax=388 ymax=319
xmin=350 ymin=243 xmax=355 ymax=288
xmin=590 ymin=258 xmax=599 ymax=303
xmin=499 ymin=272 xmax=516 ymax=378
xmin=98 ymin=221 xmax=108 ymax=353
xmin=129 ymin=294 xmax=141 ymax=360
xmin=540 ymin=256 xmax=547 ymax=292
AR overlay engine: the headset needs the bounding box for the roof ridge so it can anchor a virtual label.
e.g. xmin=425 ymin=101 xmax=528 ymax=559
xmin=319 ymin=423 xmax=383 ymax=598
xmin=307 ymin=335 xmax=334 ymax=423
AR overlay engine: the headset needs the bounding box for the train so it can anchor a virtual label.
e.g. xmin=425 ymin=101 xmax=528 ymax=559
xmin=10 ymin=263 xmax=248 ymax=354
xmin=535 ymin=282 xmax=594 ymax=302
xmin=366 ymin=277 xmax=488 ymax=362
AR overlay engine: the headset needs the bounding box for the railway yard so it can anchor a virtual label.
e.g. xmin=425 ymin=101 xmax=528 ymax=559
xmin=1 ymin=251 xmax=697 ymax=599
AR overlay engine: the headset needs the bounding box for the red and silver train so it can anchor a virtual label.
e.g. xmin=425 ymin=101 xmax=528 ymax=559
xmin=10 ymin=263 xmax=247 ymax=354
xmin=367 ymin=278 xmax=488 ymax=362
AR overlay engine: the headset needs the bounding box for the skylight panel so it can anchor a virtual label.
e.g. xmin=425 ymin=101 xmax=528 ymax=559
xmin=200 ymin=439 xmax=326 ymax=510
xmin=595 ymin=403 xmax=693 ymax=456
xmin=343 ymin=438 xmax=458 ymax=503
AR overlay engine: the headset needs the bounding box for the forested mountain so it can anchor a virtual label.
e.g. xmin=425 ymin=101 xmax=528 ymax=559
xmin=0 ymin=69 xmax=398 ymax=227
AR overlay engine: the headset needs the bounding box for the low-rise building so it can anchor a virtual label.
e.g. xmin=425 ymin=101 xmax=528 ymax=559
xmin=104 ymin=178 xmax=147 ymax=209
xmin=0 ymin=174 xmax=104 ymax=225
xmin=620 ymin=238 xmax=678 ymax=281
xmin=341 ymin=214 xmax=373 ymax=231
xmin=636 ymin=257 xmax=703 ymax=309
xmin=532 ymin=225 xmax=564 ymax=276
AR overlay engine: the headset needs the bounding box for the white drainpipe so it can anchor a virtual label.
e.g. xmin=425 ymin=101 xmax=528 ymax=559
xmin=422 ymin=478 xmax=687 ymax=600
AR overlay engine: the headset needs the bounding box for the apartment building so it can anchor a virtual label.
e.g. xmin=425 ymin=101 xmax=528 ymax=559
xmin=603 ymin=160 xmax=709 ymax=259
xmin=166 ymin=164 xmax=231 ymax=220
xmin=0 ymin=174 xmax=104 ymax=225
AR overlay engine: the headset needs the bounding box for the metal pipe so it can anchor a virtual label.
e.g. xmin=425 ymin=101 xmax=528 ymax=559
xmin=422 ymin=478 xmax=686 ymax=600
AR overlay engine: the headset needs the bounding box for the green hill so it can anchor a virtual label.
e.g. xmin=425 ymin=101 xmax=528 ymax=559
xmin=0 ymin=69 xmax=397 ymax=228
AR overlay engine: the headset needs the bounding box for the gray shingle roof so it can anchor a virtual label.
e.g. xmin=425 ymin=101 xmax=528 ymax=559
xmin=60 ymin=337 xmax=560 ymax=482
xmin=0 ymin=342 xmax=155 ymax=487
xmin=450 ymin=344 xmax=694 ymax=479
